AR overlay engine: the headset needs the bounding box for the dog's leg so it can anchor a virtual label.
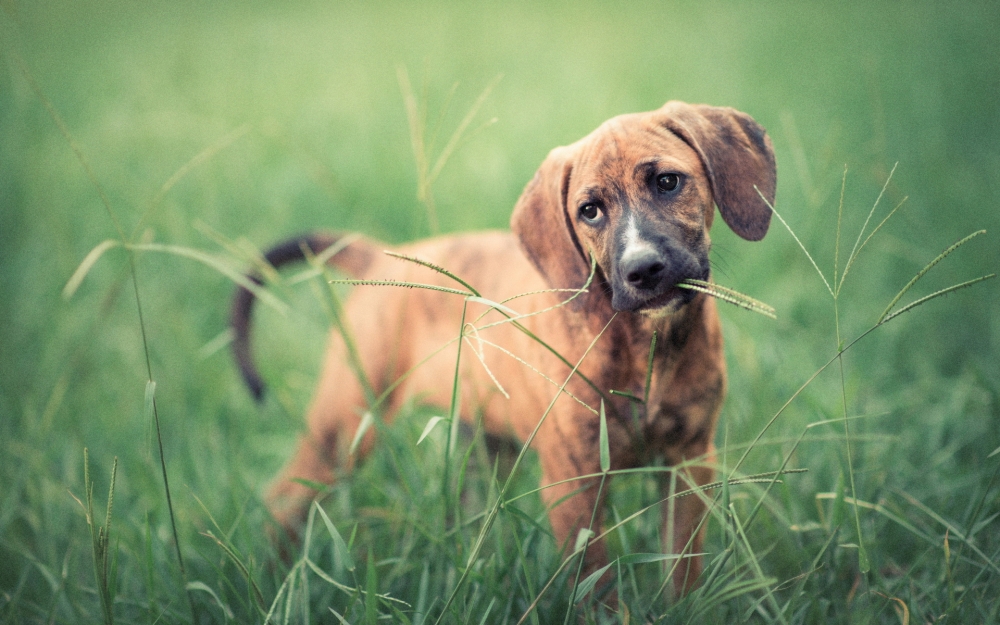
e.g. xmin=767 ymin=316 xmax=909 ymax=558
xmin=266 ymin=330 xmax=378 ymax=544
xmin=266 ymin=435 xmax=335 ymax=538
xmin=662 ymin=445 xmax=715 ymax=597
xmin=537 ymin=443 xmax=611 ymax=591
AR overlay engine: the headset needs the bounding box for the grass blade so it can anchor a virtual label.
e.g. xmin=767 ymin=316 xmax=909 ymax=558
xmin=573 ymin=562 xmax=613 ymax=603
xmin=840 ymin=162 xmax=898 ymax=291
xmin=881 ymin=274 xmax=995 ymax=325
xmin=83 ymin=449 xmax=118 ymax=625
xmin=678 ymin=279 xmax=776 ymax=318
xmin=20 ymin=58 xmax=197 ymax=618
xmin=364 ymin=548 xmax=378 ymax=625
xmin=151 ymin=125 xmax=251 ymax=208
xmin=143 ymin=380 xmax=156 ymax=459
xmin=201 ymin=530 xmax=267 ymax=613
xmin=644 ymin=330 xmax=657 ymax=405
xmin=467 ymin=335 xmax=591 ymax=411
xmin=186 ymin=581 xmax=235 ymax=621
xmin=609 ymin=389 xmax=643 ymax=403
xmin=833 ymin=164 xmax=847 ymax=288
xmin=476 ymin=597 xmax=497 ymax=625
xmin=313 ymin=502 xmax=356 ymax=572
xmin=417 ymin=416 xmax=447 ymax=446
xmin=758 ymin=187 xmax=834 ymax=297
xmin=427 ymin=75 xmax=502 ymax=185
xmin=284 ymin=233 xmax=364 ymax=286
xmin=839 ymin=194 xmax=908 ymax=293
xmin=331 ymin=278 xmax=473 ymax=298
xmin=599 ymin=400 xmax=610 ymax=473
xmin=398 ymin=66 xmax=432 ymax=228
xmin=129 ymin=242 xmax=289 ymax=315
xmin=63 ymin=240 xmax=121 ymax=299
xmin=729 ymin=504 xmax=786 ymax=624
xmin=135 ymin=124 xmax=251 ymax=238
xmin=349 ymin=412 xmax=375 ymax=456
xmin=465 ymin=296 xmax=519 ymax=317
xmin=383 ymin=250 xmax=481 ymax=295
xmin=617 ymin=553 xmax=677 ymax=565
xmin=878 ymin=230 xmax=988 ymax=323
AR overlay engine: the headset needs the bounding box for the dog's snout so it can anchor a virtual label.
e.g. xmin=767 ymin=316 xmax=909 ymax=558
xmin=622 ymin=250 xmax=666 ymax=290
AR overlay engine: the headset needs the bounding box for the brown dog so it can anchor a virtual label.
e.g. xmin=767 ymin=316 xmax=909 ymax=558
xmin=231 ymin=100 xmax=776 ymax=597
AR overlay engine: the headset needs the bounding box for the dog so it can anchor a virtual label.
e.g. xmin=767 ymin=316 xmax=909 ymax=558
xmin=231 ymin=100 xmax=776 ymax=597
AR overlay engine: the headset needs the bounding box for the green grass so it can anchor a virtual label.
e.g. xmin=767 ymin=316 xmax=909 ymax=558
xmin=2 ymin=0 xmax=999 ymax=623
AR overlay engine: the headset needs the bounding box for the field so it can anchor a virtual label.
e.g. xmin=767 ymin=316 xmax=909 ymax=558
xmin=1 ymin=1 xmax=998 ymax=623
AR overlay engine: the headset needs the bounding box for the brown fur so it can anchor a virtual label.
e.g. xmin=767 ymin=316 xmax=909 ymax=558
xmin=232 ymin=100 xmax=776 ymax=597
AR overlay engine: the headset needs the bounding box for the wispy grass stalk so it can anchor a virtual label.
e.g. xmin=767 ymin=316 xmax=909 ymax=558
xmin=677 ymin=279 xmax=776 ymax=318
xmin=77 ymin=449 xmax=119 ymax=625
xmin=442 ymin=300 xmax=470 ymax=523
xmin=398 ymin=67 xmax=499 ymax=234
xmin=752 ymin=171 xmax=994 ymax=593
xmin=20 ymin=52 xmax=197 ymax=621
xmin=334 ymin=251 xmax=613 ymax=413
xmin=877 ymin=230 xmax=992 ymax=324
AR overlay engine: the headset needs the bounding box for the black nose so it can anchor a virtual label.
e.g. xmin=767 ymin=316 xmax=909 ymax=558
xmin=622 ymin=250 xmax=666 ymax=290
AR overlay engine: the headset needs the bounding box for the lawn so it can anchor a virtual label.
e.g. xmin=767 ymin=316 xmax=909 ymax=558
xmin=1 ymin=1 xmax=998 ymax=623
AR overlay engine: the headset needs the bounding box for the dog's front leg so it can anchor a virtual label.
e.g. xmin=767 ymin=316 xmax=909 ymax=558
xmin=537 ymin=436 xmax=610 ymax=588
xmin=661 ymin=445 xmax=715 ymax=597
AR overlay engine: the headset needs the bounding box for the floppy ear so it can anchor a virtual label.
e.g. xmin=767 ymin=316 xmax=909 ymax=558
xmin=658 ymin=101 xmax=776 ymax=241
xmin=510 ymin=146 xmax=592 ymax=301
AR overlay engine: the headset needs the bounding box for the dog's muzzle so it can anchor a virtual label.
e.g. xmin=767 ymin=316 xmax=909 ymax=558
xmin=611 ymin=245 xmax=704 ymax=312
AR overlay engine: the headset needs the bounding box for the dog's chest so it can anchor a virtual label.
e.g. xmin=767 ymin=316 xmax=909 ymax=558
xmin=601 ymin=300 xmax=723 ymax=462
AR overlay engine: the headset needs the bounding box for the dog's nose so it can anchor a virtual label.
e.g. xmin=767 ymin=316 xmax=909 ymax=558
xmin=622 ymin=250 xmax=666 ymax=290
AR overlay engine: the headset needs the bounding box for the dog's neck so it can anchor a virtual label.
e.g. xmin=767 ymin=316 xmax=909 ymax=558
xmin=634 ymin=293 xmax=704 ymax=367
xmin=591 ymin=291 xmax=707 ymax=392
xmin=581 ymin=291 xmax=712 ymax=465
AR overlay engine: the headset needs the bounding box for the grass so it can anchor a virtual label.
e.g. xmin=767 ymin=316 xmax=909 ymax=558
xmin=2 ymin=0 xmax=999 ymax=623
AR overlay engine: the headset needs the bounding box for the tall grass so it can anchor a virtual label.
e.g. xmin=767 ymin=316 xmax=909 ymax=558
xmin=2 ymin=2 xmax=998 ymax=624
xmin=25 ymin=70 xmax=996 ymax=624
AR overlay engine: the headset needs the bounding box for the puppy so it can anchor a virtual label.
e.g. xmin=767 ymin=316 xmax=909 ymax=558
xmin=231 ymin=100 xmax=776 ymax=596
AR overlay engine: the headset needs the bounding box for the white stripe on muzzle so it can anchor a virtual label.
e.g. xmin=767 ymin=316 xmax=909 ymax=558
xmin=620 ymin=212 xmax=655 ymax=264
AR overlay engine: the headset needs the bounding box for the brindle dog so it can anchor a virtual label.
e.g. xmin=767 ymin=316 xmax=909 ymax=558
xmin=232 ymin=100 xmax=776 ymax=596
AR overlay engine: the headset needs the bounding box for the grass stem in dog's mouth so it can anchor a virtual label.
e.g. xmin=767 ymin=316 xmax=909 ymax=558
xmin=677 ymin=279 xmax=776 ymax=318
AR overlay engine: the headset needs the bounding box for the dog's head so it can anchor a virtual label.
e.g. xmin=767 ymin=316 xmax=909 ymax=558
xmin=511 ymin=100 xmax=776 ymax=314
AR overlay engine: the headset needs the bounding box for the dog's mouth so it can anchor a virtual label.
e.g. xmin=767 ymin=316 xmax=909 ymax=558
xmin=633 ymin=283 xmax=695 ymax=313
xmin=612 ymin=280 xmax=698 ymax=315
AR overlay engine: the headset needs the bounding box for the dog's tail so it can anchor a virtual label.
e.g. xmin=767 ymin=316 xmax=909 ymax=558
xmin=230 ymin=232 xmax=378 ymax=402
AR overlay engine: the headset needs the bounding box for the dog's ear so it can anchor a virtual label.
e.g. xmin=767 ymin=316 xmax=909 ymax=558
xmin=510 ymin=146 xmax=592 ymax=302
xmin=658 ymin=101 xmax=776 ymax=241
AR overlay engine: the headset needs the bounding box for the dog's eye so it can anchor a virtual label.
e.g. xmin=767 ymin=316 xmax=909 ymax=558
xmin=579 ymin=203 xmax=602 ymax=223
xmin=656 ymin=173 xmax=680 ymax=193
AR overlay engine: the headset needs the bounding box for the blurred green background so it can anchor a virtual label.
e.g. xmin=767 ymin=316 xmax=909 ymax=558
xmin=1 ymin=0 xmax=998 ymax=621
